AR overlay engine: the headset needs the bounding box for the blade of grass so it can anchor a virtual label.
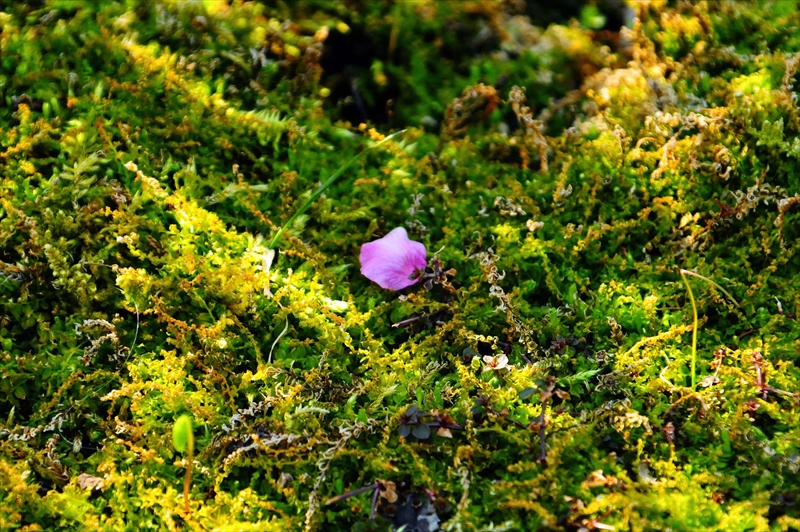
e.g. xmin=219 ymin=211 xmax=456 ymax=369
xmin=268 ymin=316 xmax=289 ymax=364
xmin=680 ymin=270 xmax=699 ymax=389
xmin=679 ymin=269 xmax=740 ymax=389
xmin=268 ymin=130 xmax=405 ymax=250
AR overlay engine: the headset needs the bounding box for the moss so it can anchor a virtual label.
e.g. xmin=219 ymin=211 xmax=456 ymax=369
xmin=1 ymin=0 xmax=800 ymax=530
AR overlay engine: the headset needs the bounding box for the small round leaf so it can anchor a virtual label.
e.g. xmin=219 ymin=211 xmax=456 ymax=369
xmin=519 ymin=387 xmax=536 ymax=400
xmin=412 ymin=423 xmax=431 ymax=440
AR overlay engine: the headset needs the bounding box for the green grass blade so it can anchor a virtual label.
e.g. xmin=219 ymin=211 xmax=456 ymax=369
xmin=679 ymin=268 xmax=740 ymax=389
xmin=268 ymin=130 xmax=405 ymax=250
xmin=680 ymin=270 xmax=699 ymax=389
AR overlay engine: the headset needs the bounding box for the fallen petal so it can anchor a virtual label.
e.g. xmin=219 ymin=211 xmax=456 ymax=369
xmin=360 ymin=227 xmax=427 ymax=290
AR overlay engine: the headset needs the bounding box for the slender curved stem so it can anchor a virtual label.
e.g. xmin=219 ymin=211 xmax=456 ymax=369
xmin=680 ymin=270 xmax=699 ymax=389
xmin=679 ymin=269 xmax=740 ymax=308
xmin=183 ymin=451 xmax=193 ymax=515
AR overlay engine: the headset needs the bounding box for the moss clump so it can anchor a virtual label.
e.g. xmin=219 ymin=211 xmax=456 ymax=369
xmin=1 ymin=1 xmax=800 ymax=530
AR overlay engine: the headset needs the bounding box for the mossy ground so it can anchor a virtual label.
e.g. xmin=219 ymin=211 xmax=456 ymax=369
xmin=1 ymin=1 xmax=800 ymax=530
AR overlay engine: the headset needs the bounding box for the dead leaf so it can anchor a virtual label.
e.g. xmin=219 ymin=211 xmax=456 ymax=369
xmin=581 ymin=470 xmax=608 ymax=488
xmin=437 ymin=427 xmax=453 ymax=438
xmin=699 ymin=374 xmax=720 ymax=388
xmin=380 ymin=481 xmax=398 ymax=503
xmin=77 ymin=473 xmax=104 ymax=491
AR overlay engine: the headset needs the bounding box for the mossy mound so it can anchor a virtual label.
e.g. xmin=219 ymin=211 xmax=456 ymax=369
xmin=1 ymin=1 xmax=800 ymax=530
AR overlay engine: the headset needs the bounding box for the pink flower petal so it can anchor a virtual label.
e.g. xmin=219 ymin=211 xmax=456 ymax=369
xmin=359 ymin=227 xmax=427 ymax=290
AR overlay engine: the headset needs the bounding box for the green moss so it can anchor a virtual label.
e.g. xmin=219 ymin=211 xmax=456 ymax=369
xmin=1 ymin=0 xmax=800 ymax=530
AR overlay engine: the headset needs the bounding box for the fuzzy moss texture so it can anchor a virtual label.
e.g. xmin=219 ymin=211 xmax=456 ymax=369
xmin=1 ymin=1 xmax=800 ymax=531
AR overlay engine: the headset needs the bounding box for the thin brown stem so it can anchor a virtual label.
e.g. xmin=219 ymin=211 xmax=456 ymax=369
xmin=370 ymin=483 xmax=381 ymax=519
xmin=537 ymin=397 xmax=549 ymax=463
xmin=489 ymin=407 xmax=527 ymax=429
xmin=183 ymin=457 xmax=192 ymax=515
xmin=324 ymin=482 xmax=379 ymax=506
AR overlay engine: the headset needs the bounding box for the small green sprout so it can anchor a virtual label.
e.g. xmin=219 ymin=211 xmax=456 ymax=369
xmin=173 ymin=415 xmax=194 ymax=515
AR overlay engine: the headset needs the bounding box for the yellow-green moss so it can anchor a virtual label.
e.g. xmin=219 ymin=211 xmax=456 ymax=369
xmin=1 ymin=1 xmax=800 ymax=530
